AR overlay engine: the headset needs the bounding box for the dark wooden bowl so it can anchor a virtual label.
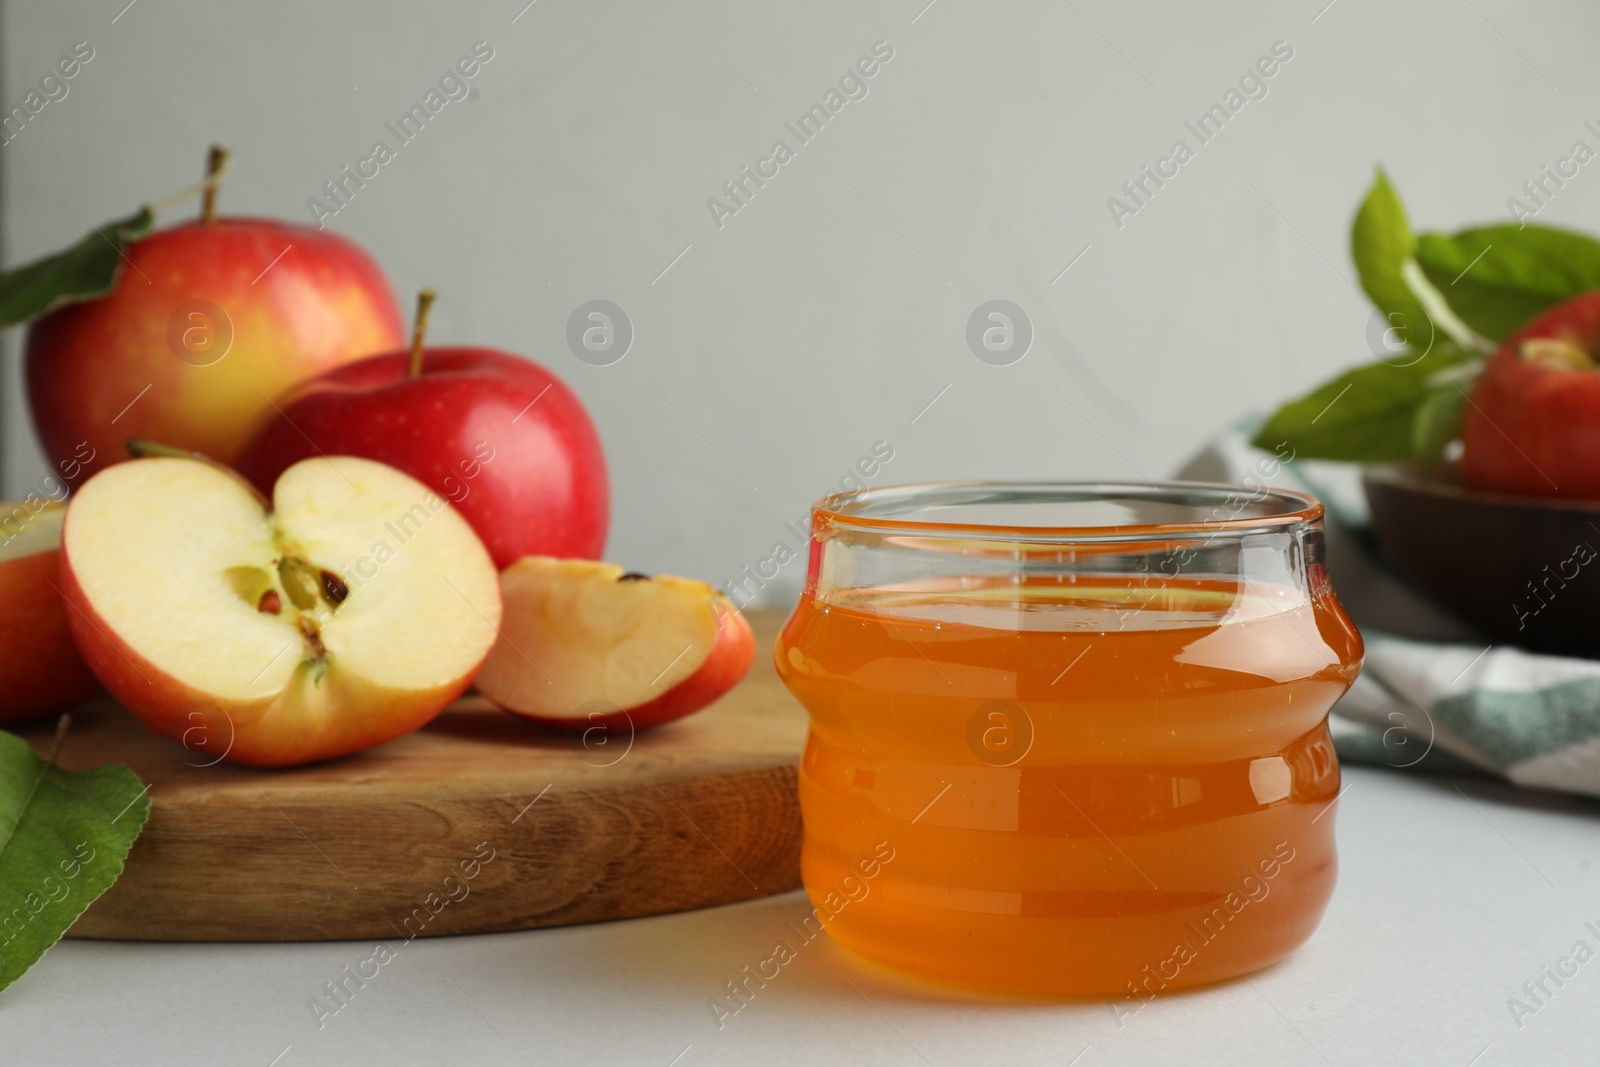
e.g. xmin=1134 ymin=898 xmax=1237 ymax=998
xmin=1362 ymin=465 xmax=1600 ymax=658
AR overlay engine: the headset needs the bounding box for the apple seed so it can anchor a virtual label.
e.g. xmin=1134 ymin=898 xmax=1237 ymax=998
xmin=320 ymin=569 xmax=349 ymax=607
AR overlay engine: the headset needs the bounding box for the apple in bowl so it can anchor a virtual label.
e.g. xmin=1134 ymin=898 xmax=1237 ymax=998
xmin=60 ymin=453 xmax=501 ymax=766
xmin=475 ymin=557 xmax=754 ymax=731
xmin=1462 ymin=291 xmax=1600 ymax=499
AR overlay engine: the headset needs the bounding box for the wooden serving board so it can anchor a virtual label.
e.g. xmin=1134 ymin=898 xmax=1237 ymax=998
xmin=18 ymin=611 xmax=806 ymax=943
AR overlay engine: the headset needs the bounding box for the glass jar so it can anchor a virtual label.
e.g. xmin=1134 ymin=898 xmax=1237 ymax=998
xmin=775 ymin=481 xmax=1362 ymax=997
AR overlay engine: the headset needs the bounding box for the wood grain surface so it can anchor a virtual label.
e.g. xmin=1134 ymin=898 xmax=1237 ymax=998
xmin=18 ymin=611 xmax=806 ymax=942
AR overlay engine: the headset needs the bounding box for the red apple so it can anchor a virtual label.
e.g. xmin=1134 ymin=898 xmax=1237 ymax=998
xmin=60 ymin=453 xmax=502 ymax=766
xmin=235 ymin=292 xmax=608 ymax=568
xmin=0 ymin=500 xmax=100 ymax=726
xmin=475 ymin=557 xmax=755 ymax=731
xmin=26 ymin=152 xmax=403 ymax=489
xmin=1462 ymin=292 xmax=1600 ymax=499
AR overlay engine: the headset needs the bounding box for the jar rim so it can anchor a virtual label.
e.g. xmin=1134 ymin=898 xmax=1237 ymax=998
xmin=812 ymin=480 xmax=1323 ymax=542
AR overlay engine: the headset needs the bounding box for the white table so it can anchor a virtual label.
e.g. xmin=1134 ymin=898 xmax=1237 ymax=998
xmin=5 ymin=765 xmax=1598 ymax=1066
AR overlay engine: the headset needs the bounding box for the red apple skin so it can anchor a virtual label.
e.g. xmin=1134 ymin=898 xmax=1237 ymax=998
xmin=1462 ymin=293 xmax=1600 ymax=499
xmin=234 ymin=348 xmax=608 ymax=567
xmin=0 ymin=537 xmax=99 ymax=727
xmin=26 ymin=218 xmax=404 ymax=489
xmin=506 ymin=603 xmax=756 ymax=733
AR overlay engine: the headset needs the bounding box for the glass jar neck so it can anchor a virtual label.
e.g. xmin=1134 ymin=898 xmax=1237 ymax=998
xmin=803 ymin=481 xmax=1330 ymax=614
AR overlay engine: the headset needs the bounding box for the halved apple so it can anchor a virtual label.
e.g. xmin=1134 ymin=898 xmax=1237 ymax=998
xmin=475 ymin=557 xmax=755 ymax=730
xmin=60 ymin=455 xmax=501 ymax=766
xmin=0 ymin=500 xmax=100 ymax=726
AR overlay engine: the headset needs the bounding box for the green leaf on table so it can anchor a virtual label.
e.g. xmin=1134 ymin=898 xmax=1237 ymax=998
xmin=1415 ymin=223 xmax=1600 ymax=342
xmin=1350 ymin=168 xmax=1418 ymax=314
xmin=1251 ymin=341 xmax=1480 ymax=463
xmin=0 ymin=207 xmax=154 ymax=329
xmin=0 ymin=721 xmax=150 ymax=994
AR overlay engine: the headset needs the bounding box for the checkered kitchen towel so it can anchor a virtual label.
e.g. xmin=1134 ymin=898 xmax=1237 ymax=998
xmin=1179 ymin=430 xmax=1600 ymax=800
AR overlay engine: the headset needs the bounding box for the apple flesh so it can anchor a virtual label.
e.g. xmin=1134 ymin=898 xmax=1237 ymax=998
xmin=0 ymin=501 xmax=100 ymax=726
xmin=475 ymin=557 xmax=755 ymax=731
xmin=60 ymin=454 xmax=501 ymax=766
xmin=27 ymin=218 xmax=404 ymax=490
xmin=1462 ymin=292 xmax=1600 ymax=499
xmin=235 ymin=346 xmax=608 ymax=569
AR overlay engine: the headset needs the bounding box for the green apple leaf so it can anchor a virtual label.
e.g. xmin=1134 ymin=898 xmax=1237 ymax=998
xmin=1414 ymin=223 xmax=1600 ymax=342
xmin=1350 ymin=171 xmax=1489 ymax=355
xmin=1258 ymin=171 xmax=1600 ymax=466
xmin=1251 ymin=342 xmax=1480 ymax=463
xmin=1410 ymin=381 xmax=1469 ymax=472
xmin=1351 ymin=168 xmax=1418 ymax=314
xmin=0 ymin=719 xmax=150 ymax=994
xmin=0 ymin=207 xmax=154 ymax=329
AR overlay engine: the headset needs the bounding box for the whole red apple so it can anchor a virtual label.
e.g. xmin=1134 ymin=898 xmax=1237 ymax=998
xmin=26 ymin=151 xmax=404 ymax=488
xmin=234 ymin=293 xmax=608 ymax=568
xmin=1462 ymin=292 xmax=1600 ymax=499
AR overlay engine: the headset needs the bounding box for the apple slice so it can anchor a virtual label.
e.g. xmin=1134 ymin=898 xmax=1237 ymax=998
xmin=475 ymin=557 xmax=755 ymax=730
xmin=0 ymin=500 xmax=100 ymax=726
xmin=61 ymin=455 xmax=501 ymax=766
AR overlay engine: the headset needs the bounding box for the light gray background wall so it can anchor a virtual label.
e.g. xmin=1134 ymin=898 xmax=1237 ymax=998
xmin=4 ymin=0 xmax=1597 ymax=606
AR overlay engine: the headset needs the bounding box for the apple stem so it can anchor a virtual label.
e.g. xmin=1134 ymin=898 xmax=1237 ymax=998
xmin=201 ymin=145 xmax=229 ymax=225
xmin=127 ymin=438 xmax=208 ymax=462
xmin=408 ymin=289 xmax=437 ymax=379
xmin=46 ymin=713 xmax=72 ymax=765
